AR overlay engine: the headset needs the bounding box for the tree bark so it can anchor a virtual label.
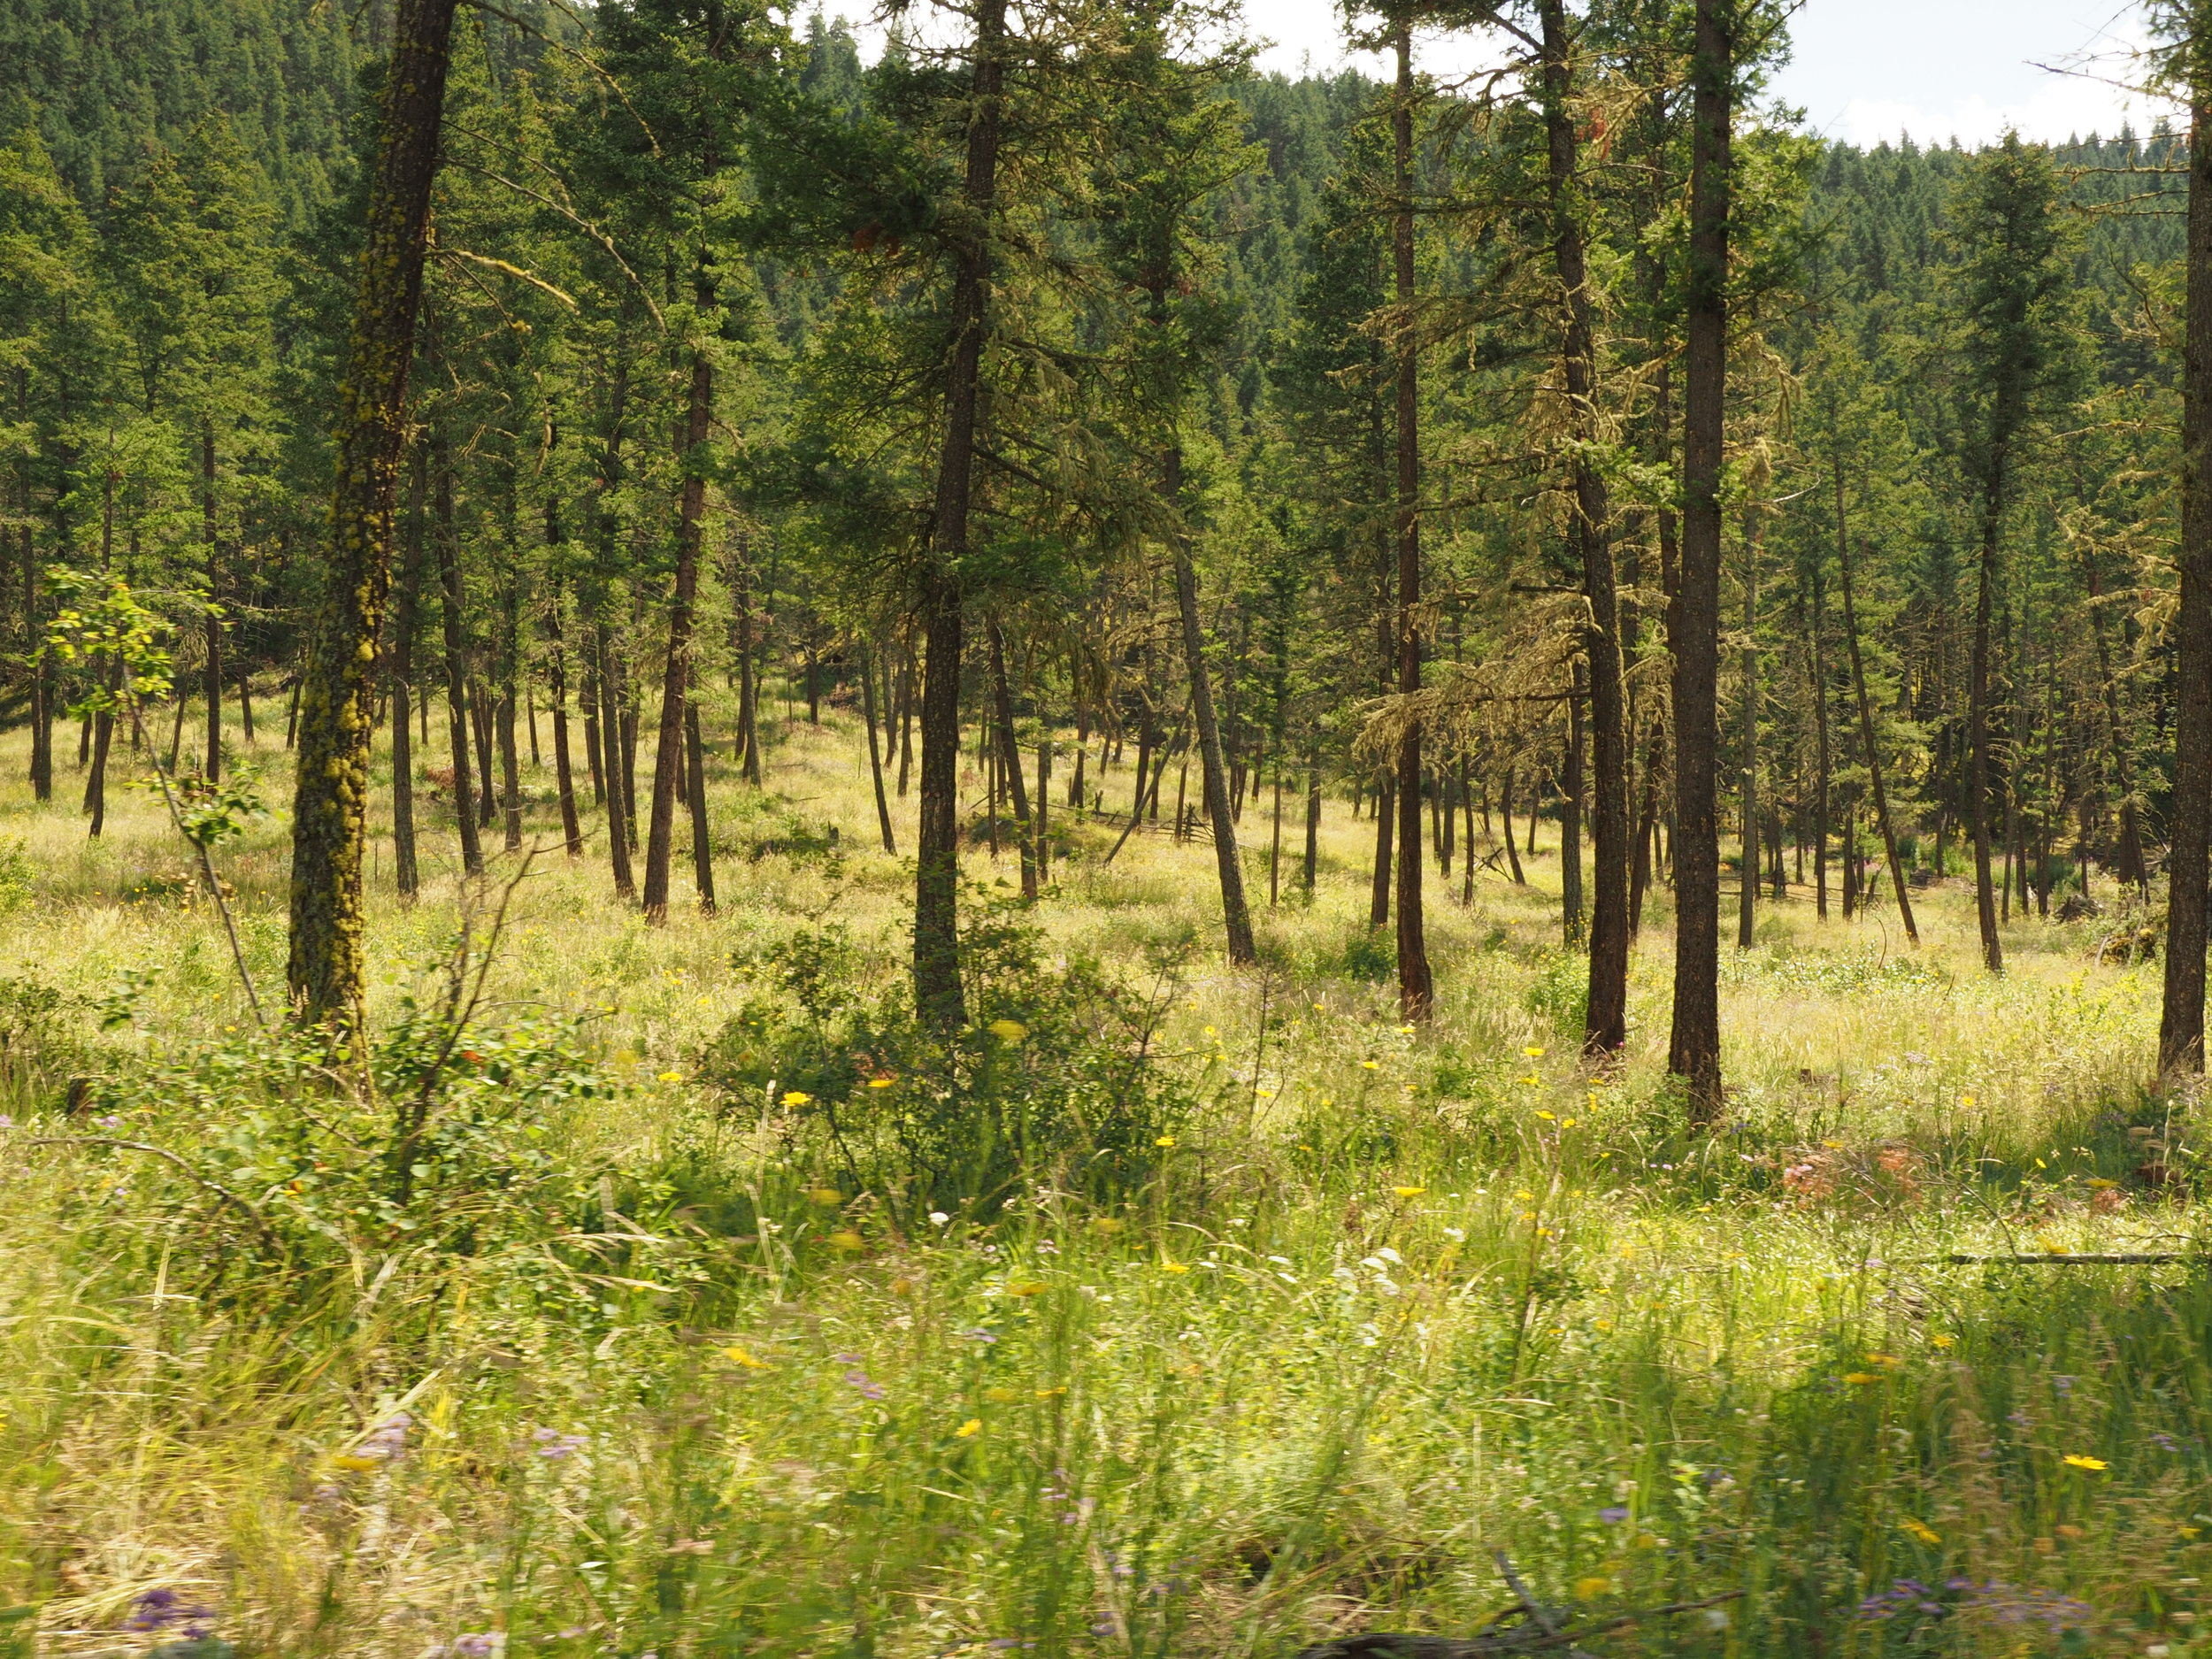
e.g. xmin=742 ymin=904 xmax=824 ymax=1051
xmin=22 ymin=527 xmax=50 ymax=803
xmin=203 ymin=423 xmax=222 ymax=784
xmin=390 ymin=450 xmax=426 ymax=898
xmin=1806 ymin=571 xmax=1831 ymax=920
xmin=1968 ymin=492 xmax=2005 ymax=971
xmin=1738 ymin=510 xmax=1759 ymax=950
xmin=1502 ymin=767 xmax=1527 ymax=885
xmin=2082 ymin=542 xmax=2147 ymax=891
xmin=596 ymin=616 xmax=634 ymax=895
xmin=1669 ymin=0 xmax=1730 ymax=1122
xmin=1391 ymin=19 xmax=1432 ymax=1018
xmin=987 ymin=618 xmax=1036 ymax=897
xmin=1303 ymin=741 xmax=1321 ymax=892
xmin=642 ymin=342 xmax=710 ymax=924
xmin=685 ymin=688 xmax=715 ymax=915
xmin=914 ymin=0 xmax=1006 ymax=1030
xmin=1835 ymin=475 xmax=1919 ymax=943
xmin=1539 ymin=0 xmax=1627 ymax=1049
xmin=863 ymin=639 xmax=895 ymax=852
xmin=548 ymin=580 xmax=583 ymax=857
xmin=496 ymin=579 xmax=522 ymax=852
xmin=1563 ymin=678 xmax=1586 ymax=947
xmin=430 ymin=433 xmax=482 ymax=878
xmin=282 ymin=0 xmax=460 ymax=1018
xmin=2163 ymin=33 xmax=2212 ymax=1077
xmin=1170 ymin=532 xmax=1256 ymax=964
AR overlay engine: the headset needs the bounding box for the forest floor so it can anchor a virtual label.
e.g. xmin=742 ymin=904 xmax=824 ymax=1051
xmin=0 ymin=697 xmax=2203 ymax=1659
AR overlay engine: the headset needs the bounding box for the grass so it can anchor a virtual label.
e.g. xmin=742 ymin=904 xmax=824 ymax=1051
xmin=0 ymin=692 xmax=2206 ymax=1659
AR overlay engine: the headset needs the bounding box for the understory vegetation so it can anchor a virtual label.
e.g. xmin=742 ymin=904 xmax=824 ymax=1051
xmin=0 ymin=710 xmax=2204 ymax=1659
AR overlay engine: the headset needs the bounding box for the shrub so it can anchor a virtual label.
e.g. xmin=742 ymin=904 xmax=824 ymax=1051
xmin=43 ymin=978 xmax=689 ymax=1338
xmin=0 ymin=837 xmax=29 ymax=913
xmin=1524 ymin=949 xmax=1587 ymax=1035
xmin=695 ymin=892 xmax=1191 ymax=1215
xmin=1337 ymin=927 xmax=1395 ymax=983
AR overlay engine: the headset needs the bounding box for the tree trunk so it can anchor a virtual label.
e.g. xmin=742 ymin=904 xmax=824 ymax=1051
xmin=1370 ymin=772 xmax=1394 ymax=928
xmin=685 ymin=688 xmax=715 ymax=916
xmin=1835 ymin=472 xmax=1919 ymax=943
xmin=2083 ymin=543 xmax=2147 ymax=892
xmin=618 ymin=658 xmax=640 ymax=849
xmin=1669 ymin=0 xmax=1731 ymax=1121
xmin=597 ymin=617 xmax=634 ymax=895
xmin=282 ymin=0 xmax=461 ymax=1018
xmin=1738 ymin=510 xmax=1759 ymax=950
xmin=21 ymin=528 xmax=50 ymax=802
xmin=1071 ymin=694 xmax=1089 ymax=808
xmin=1563 ymin=677 xmax=1586 ymax=947
xmin=1807 ymin=572 xmax=1832 ymax=920
xmin=913 ymin=0 xmax=1005 ymax=1030
xmin=896 ymin=642 xmax=914 ymax=797
xmin=548 ymin=581 xmax=583 ymax=856
xmin=1540 ymin=0 xmax=1627 ymax=1049
xmin=203 ymin=423 xmax=222 ymax=784
xmin=1630 ymin=722 xmax=1662 ymax=933
xmin=863 ymin=639 xmax=895 ymax=852
xmin=1270 ymin=755 xmax=1284 ymax=906
xmin=1968 ymin=495 xmax=2005 ymax=972
xmin=734 ymin=535 xmax=762 ymax=782
xmin=1171 ymin=534 xmax=1256 ymax=963
xmin=1303 ymin=746 xmax=1322 ymax=892
xmin=2165 ymin=31 xmax=2212 ymax=1077
xmin=86 ymin=476 xmax=117 ymax=838
xmin=469 ymin=681 xmax=495 ymax=825
xmin=496 ymin=582 xmax=522 ymax=852
xmin=643 ymin=342 xmax=710 ymax=924
xmin=1035 ymin=726 xmax=1050 ymax=884
xmin=987 ymin=619 xmax=1036 ymax=897
xmin=580 ymin=640 xmax=603 ymax=808
xmin=1391 ymin=19 xmax=1432 ymax=1018
xmin=1502 ymin=767 xmax=1527 ymax=885
xmin=390 ymin=451 xmax=426 ymax=898
xmin=431 ymin=433 xmax=482 ymax=879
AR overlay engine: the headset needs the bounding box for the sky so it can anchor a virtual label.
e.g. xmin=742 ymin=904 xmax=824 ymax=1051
xmin=827 ymin=1 xmax=2175 ymax=151
xmin=1239 ymin=0 xmax=2167 ymax=148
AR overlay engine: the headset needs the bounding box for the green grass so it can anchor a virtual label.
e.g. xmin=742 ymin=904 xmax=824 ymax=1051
xmin=0 ymin=698 xmax=2205 ymax=1659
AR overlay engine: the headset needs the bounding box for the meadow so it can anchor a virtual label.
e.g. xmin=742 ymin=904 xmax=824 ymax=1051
xmin=0 ymin=694 xmax=2202 ymax=1659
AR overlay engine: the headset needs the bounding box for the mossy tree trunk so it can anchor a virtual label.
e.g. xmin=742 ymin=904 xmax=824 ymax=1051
xmin=285 ymin=0 xmax=462 ymax=1025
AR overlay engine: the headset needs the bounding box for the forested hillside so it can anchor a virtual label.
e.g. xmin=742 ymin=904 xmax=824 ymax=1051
xmin=8 ymin=0 xmax=2212 ymax=1654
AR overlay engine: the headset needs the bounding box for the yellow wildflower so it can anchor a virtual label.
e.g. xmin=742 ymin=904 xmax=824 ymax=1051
xmin=954 ymin=1419 xmax=982 ymax=1439
xmin=2063 ymin=1455 xmax=2108 ymax=1471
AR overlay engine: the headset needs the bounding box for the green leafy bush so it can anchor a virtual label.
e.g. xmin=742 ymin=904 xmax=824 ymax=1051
xmin=0 ymin=837 xmax=30 ymax=914
xmin=52 ymin=987 xmax=687 ymax=1334
xmin=696 ymin=894 xmax=1190 ymax=1214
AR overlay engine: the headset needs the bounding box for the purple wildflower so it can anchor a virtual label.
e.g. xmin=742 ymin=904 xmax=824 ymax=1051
xmin=123 ymin=1588 xmax=217 ymax=1633
xmin=1599 ymin=1506 xmax=1630 ymax=1524
xmin=843 ymin=1367 xmax=886 ymax=1400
